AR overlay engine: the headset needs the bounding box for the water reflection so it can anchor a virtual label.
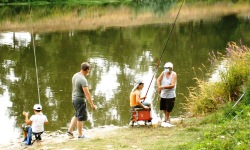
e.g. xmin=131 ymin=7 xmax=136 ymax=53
xmin=0 ymin=32 xmax=31 ymax=47
xmin=0 ymin=15 xmax=250 ymax=144
xmin=0 ymin=86 xmax=19 ymax=144
xmin=93 ymin=58 xmax=121 ymax=101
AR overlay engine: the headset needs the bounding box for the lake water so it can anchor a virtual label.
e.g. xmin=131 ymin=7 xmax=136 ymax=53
xmin=0 ymin=3 xmax=250 ymax=144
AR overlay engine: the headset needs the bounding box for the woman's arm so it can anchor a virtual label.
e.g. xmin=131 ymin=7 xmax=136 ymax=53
xmin=135 ymin=91 xmax=149 ymax=109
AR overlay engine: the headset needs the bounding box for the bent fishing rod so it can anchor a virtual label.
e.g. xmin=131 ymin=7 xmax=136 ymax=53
xmin=144 ymin=0 xmax=185 ymax=99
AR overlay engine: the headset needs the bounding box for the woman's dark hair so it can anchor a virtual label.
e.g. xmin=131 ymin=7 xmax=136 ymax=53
xmin=81 ymin=62 xmax=91 ymax=71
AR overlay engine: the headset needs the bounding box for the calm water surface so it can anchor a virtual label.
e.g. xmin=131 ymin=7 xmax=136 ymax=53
xmin=0 ymin=5 xmax=250 ymax=144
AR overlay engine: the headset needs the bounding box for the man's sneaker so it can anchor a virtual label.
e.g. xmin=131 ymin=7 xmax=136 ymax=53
xmin=161 ymin=122 xmax=175 ymax=128
xmin=22 ymin=138 xmax=27 ymax=142
xmin=67 ymin=131 xmax=74 ymax=138
xmin=78 ymin=135 xmax=88 ymax=139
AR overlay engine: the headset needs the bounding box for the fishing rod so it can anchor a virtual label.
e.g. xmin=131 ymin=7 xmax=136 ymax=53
xmin=144 ymin=0 xmax=185 ymax=98
xmin=225 ymin=92 xmax=245 ymax=119
xmin=232 ymin=92 xmax=245 ymax=108
xmin=29 ymin=5 xmax=41 ymax=104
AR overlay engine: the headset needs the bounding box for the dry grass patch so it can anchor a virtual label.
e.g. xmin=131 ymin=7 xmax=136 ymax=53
xmin=1 ymin=3 xmax=250 ymax=33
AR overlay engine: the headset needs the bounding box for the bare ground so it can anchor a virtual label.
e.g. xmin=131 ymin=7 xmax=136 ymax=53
xmin=0 ymin=118 xmax=184 ymax=150
xmin=0 ymin=125 xmax=123 ymax=150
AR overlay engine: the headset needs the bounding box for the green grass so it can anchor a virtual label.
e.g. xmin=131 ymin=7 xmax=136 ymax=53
xmin=188 ymin=104 xmax=250 ymax=150
xmin=28 ymin=124 xmax=203 ymax=150
xmin=26 ymin=103 xmax=249 ymax=150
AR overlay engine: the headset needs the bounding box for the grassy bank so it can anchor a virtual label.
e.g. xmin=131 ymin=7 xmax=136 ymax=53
xmin=184 ymin=42 xmax=250 ymax=116
xmin=26 ymin=107 xmax=249 ymax=150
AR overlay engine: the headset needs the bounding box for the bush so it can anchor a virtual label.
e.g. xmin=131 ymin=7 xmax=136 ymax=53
xmin=184 ymin=42 xmax=250 ymax=116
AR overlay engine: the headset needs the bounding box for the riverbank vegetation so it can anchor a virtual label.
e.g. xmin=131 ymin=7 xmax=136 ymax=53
xmin=184 ymin=42 xmax=250 ymax=116
xmin=25 ymin=42 xmax=250 ymax=150
xmin=0 ymin=1 xmax=250 ymax=32
xmin=181 ymin=41 xmax=250 ymax=149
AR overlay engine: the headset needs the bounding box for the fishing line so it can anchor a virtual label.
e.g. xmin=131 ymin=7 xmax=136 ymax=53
xmin=144 ymin=0 xmax=185 ymax=97
xmin=29 ymin=5 xmax=41 ymax=104
xmin=225 ymin=92 xmax=245 ymax=119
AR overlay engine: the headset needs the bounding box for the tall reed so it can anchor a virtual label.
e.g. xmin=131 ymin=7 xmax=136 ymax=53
xmin=184 ymin=41 xmax=250 ymax=116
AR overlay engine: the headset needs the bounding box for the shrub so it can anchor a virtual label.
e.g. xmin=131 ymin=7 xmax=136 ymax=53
xmin=184 ymin=42 xmax=250 ymax=116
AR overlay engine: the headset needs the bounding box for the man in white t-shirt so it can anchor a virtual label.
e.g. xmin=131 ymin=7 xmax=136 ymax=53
xmin=22 ymin=104 xmax=48 ymax=145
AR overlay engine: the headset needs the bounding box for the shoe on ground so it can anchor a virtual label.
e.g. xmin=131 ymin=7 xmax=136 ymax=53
xmin=161 ymin=122 xmax=175 ymax=128
xmin=22 ymin=138 xmax=27 ymax=142
xmin=129 ymin=121 xmax=133 ymax=126
xmin=138 ymin=121 xmax=145 ymax=125
xmin=131 ymin=122 xmax=138 ymax=126
xmin=67 ymin=131 xmax=74 ymax=138
xmin=78 ymin=135 xmax=88 ymax=139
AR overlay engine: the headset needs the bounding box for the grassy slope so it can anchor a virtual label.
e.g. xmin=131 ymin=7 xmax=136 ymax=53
xmin=26 ymin=111 xmax=249 ymax=150
xmin=28 ymin=124 xmax=202 ymax=150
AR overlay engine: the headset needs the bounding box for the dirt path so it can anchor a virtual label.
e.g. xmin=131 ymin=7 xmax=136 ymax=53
xmin=0 ymin=125 xmax=123 ymax=150
xmin=0 ymin=117 xmax=184 ymax=149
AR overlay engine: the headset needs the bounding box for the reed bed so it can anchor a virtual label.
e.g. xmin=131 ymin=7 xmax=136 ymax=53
xmin=0 ymin=3 xmax=250 ymax=33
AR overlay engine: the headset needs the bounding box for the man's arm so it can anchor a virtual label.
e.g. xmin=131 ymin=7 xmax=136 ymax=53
xmin=83 ymin=86 xmax=96 ymax=110
xmin=156 ymin=72 xmax=164 ymax=93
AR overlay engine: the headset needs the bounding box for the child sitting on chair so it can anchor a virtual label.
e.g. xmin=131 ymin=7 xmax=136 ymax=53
xmin=22 ymin=104 xmax=48 ymax=145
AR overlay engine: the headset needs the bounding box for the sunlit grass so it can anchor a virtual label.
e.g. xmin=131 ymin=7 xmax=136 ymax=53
xmin=25 ymin=104 xmax=250 ymax=150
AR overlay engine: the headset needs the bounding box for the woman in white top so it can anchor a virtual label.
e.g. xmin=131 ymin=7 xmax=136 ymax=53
xmin=157 ymin=62 xmax=177 ymax=123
